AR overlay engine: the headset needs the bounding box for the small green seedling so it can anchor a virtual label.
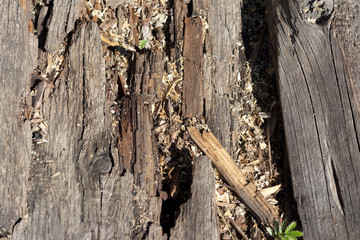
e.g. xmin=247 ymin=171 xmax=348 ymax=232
xmin=266 ymin=220 xmax=303 ymax=240
xmin=138 ymin=40 xmax=148 ymax=50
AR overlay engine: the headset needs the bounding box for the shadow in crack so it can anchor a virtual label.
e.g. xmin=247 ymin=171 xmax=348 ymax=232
xmin=159 ymin=147 xmax=193 ymax=237
xmin=240 ymin=0 xmax=301 ymax=231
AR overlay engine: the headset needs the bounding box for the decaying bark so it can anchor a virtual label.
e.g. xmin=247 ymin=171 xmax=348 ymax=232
xmin=267 ymin=0 xmax=360 ymax=238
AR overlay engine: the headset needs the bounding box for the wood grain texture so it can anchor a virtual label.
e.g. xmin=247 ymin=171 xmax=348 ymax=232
xmin=0 ymin=0 xmax=37 ymax=237
xmin=13 ymin=22 xmax=112 ymax=239
xmin=170 ymin=156 xmax=219 ymax=239
xmin=45 ymin=0 xmax=83 ymax=53
xmin=267 ymin=0 xmax=360 ymax=238
xmin=188 ymin=127 xmax=278 ymax=226
xmin=191 ymin=0 xmax=245 ymax=157
xmin=7 ymin=21 xmax=163 ymax=239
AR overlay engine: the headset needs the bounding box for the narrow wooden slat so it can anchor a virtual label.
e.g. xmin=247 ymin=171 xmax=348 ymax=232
xmin=187 ymin=127 xmax=278 ymax=226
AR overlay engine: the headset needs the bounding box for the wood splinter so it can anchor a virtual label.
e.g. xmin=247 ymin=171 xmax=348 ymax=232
xmin=187 ymin=126 xmax=278 ymax=226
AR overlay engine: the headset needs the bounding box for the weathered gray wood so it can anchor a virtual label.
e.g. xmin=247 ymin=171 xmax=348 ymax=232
xmin=0 ymin=0 xmax=37 ymax=237
xmin=267 ymin=0 xmax=360 ymax=238
xmin=170 ymin=156 xmax=219 ymax=239
xmin=192 ymin=0 xmax=244 ymax=156
xmin=9 ymin=20 xmax=164 ymax=239
xmin=45 ymin=0 xmax=82 ymax=53
xmin=13 ymin=21 xmax=112 ymax=239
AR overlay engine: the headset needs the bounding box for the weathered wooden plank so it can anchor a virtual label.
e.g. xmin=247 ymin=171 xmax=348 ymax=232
xmin=115 ymin=50 xmax=165 ymax=238
xmin=188 ymin=127 xmax=278 ymax=226
xmin=0 ymin=0 xmax=37 ymax=237
xmin=267 ymin=0 xmax=360 ymax=238
xmin=170 ymin=156 xmax=219 ymax=239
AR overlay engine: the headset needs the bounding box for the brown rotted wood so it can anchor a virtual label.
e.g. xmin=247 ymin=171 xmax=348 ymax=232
xmin=267 ymin=0 xmax=360 ymax=238
xmin=183 ymin=17 xmax=204 ymax=118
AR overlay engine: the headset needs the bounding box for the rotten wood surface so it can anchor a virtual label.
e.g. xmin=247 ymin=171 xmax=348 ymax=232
xmin=1 ymin=1 xmax=164 ymax=239
xmin=188 ymin=127 xmax=278 ymax=226
xmin=2 ymin=0 xmax=251 ymax=239
xmin=183 ymin=17 xmax=204 ymax=118
xmin=267 ymin=0 xmax=360 ymax=239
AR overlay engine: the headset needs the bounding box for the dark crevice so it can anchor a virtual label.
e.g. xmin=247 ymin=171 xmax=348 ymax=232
xmin=331 ymin=160 xmax=344 ymax=212
xmin=140 ymin=222 xmax=153 ymax=240
xmin=160 ymin=148 xmax=193 ymax=238
xmin=108 ymin=145 xmax=115 ymax=175
xmin=120 ymin=168 xmax=127 ymax=176
xmin=63 ymin=19 xmax=82 ymax=59
xmin=11 ymin=217 xmax=23 ymax=235
xmin=36 ymin=1 xmax=54 ymax=51
xmin=186 ymin=0 xmax=193 ymax=17
xmin=164 ymin=0 xmax=175 ymax=57
xmin=242 ymin=0 xmax=301 ymax=229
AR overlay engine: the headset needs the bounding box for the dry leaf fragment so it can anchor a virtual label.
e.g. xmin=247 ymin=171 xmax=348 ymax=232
xmin=260 ymin=184 xmax=281 ymax=198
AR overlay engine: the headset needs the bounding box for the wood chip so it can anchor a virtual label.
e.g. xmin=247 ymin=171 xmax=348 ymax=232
xmin=260 ymin=184 xmax=281 ymax=198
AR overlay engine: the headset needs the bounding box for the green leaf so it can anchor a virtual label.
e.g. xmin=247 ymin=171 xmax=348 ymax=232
xmin=267 ymin=227 xmax=275 ymax=236
xmin=279 ymin=235 xmax=287 ymax=240
xmin=285 ymin=221 xmax=297 ymax=233
xmin=285 ymin=234 xmax=297 ymax=240
xmin=280 ymin=220 xmax=287 ymax=234
xmin=274 ymin=221 xmax=280 ymax=235
xmin=138 ymin=40 xmax=148 ymax=50
xmin=286 ymin=230 xmax=303 ymax=238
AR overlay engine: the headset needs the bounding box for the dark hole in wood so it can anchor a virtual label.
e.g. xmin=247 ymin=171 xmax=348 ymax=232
xmin=140 ymin=222 xmax=153 ymax=240
xmin=160 ymin=148 xmax=193 ymax=237
xmin=186 ymin=0 xmax=193 ymax=17
xmin=32 ymin=131 xmax=43 ymax=140
xmin=36 ymin=1 xmax=54 ymax=51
